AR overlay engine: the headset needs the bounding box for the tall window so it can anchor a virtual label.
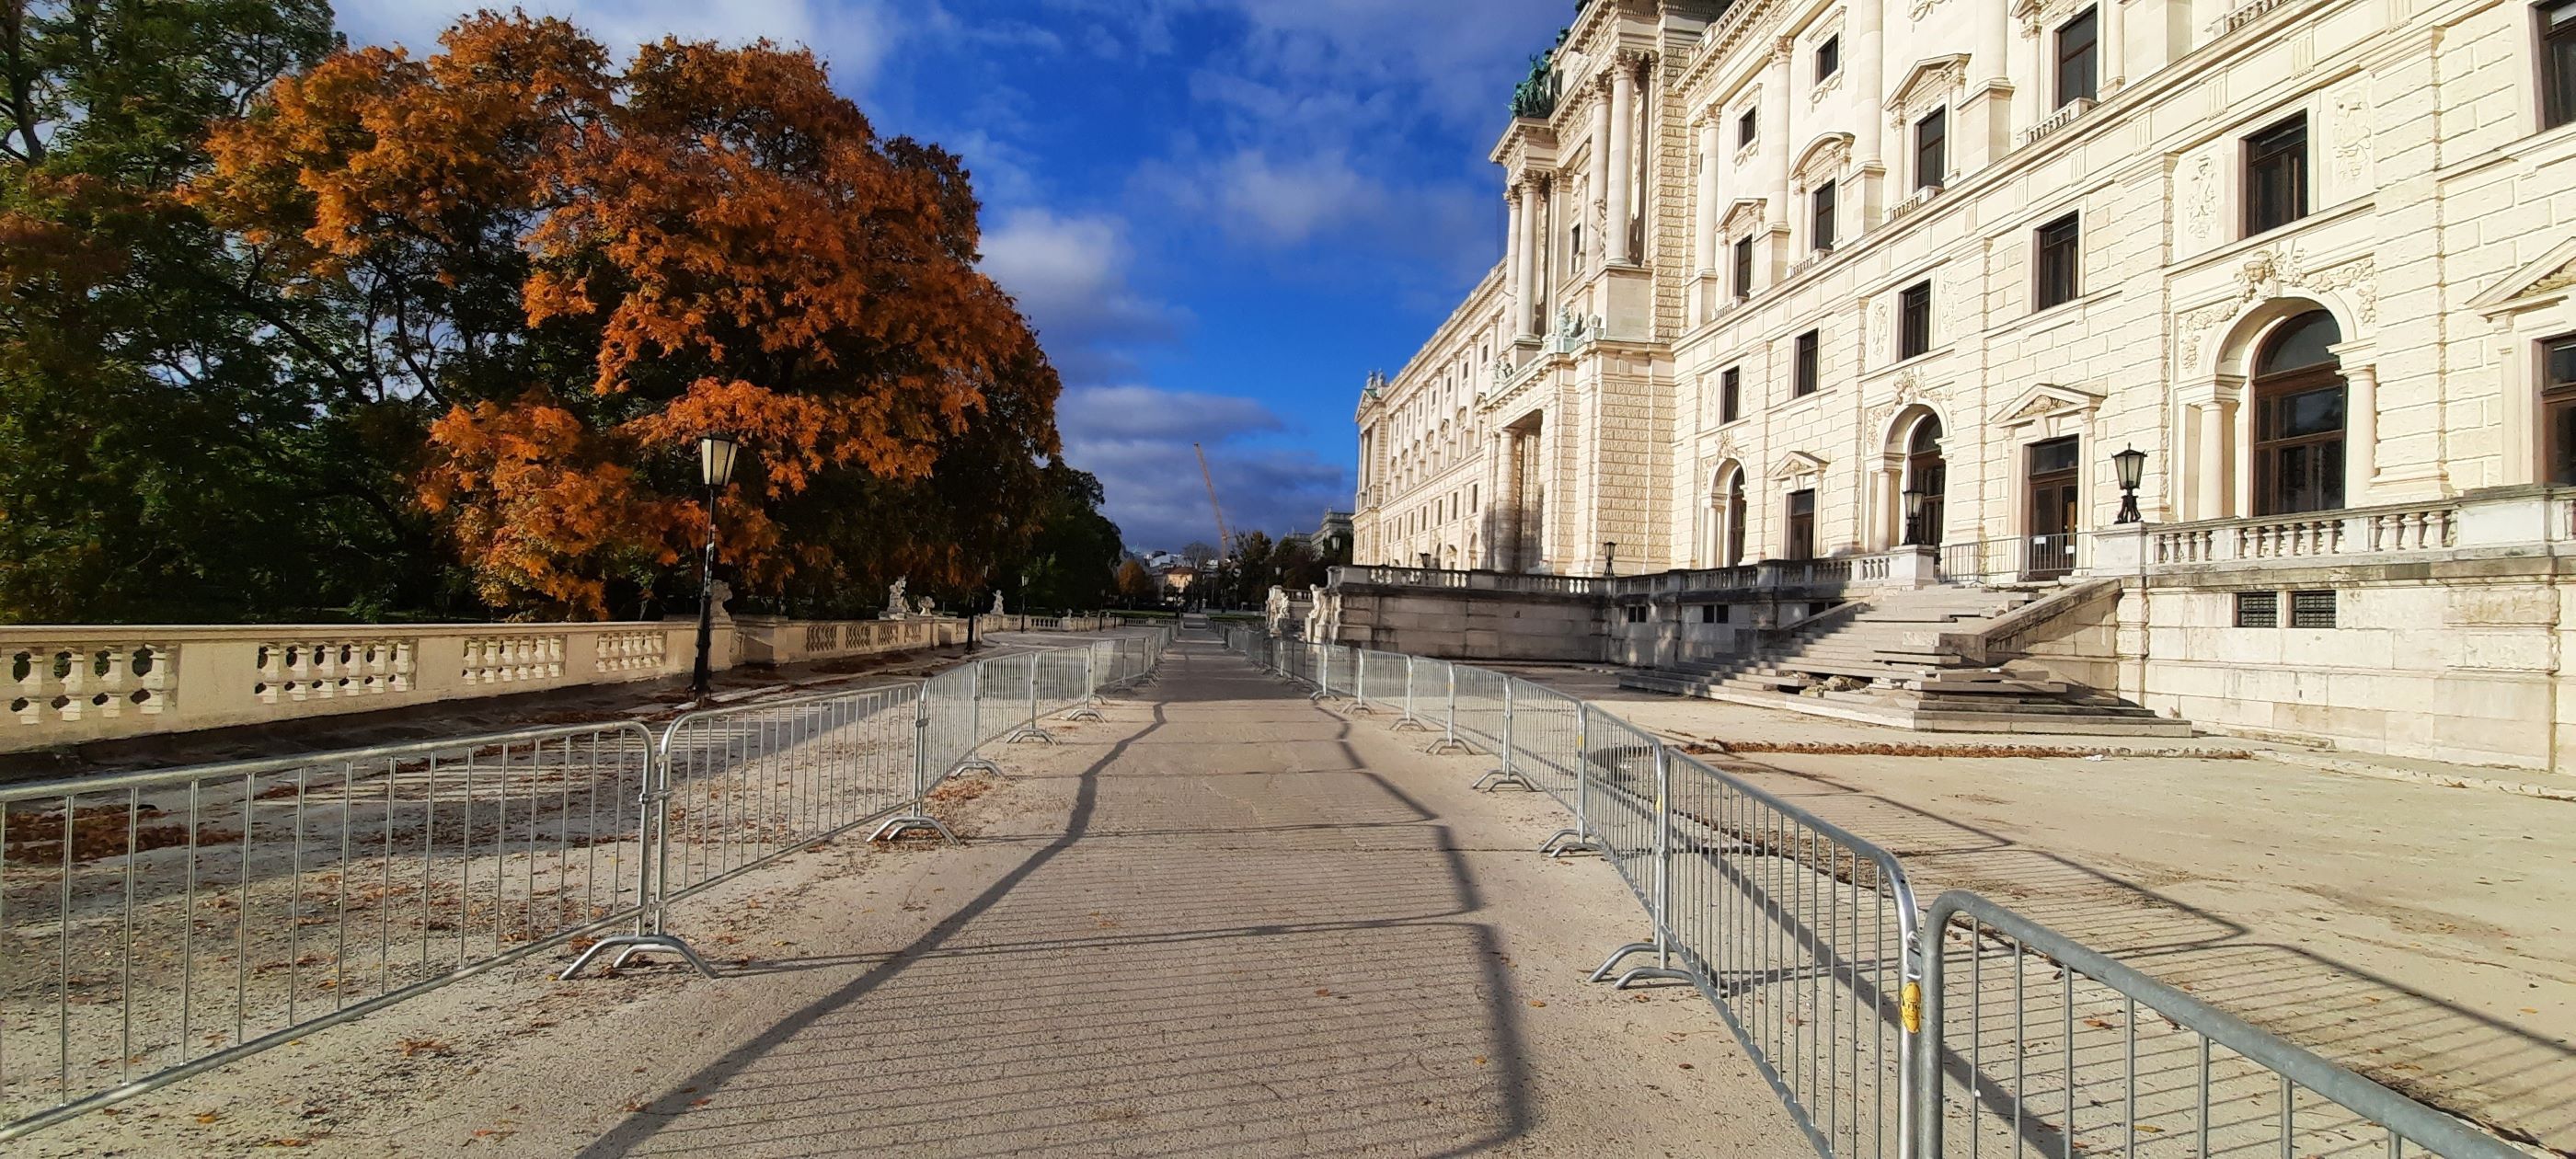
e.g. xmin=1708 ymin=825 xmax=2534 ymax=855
xmin=2546 ymin=335 xmax=2576 ymax=484
xmin=1726 ymin=474 xmax=1748 ymax=565
xmin=2547 ymin=0 xmax=2576 ymax=130
xmin=1899 ymin=281 xmax=1933 ymax=360
xmin=1738 ymin=108 xmax=1759 ymax=147
xmin=2252 ymin=310 xmax=2348 ymax=515
xmin=1915 ymin=109 xmax=1948 ymax=191
xmin=2245 ymin=115 xmax=2309 ymax=235
xmin=1812 ymin=180 xmax=1838 ymax=250
xmin=2056 ymin=7 xmax=2099 ymax=108
xmin=1904 ymin=416 xmax=1948 ymax=546
xmin=1816 ymin=35 xmax=1841 ymax=82
xmin=1794 ymin=330 xmax=1821 ymax=396
xmin=1785 ymin=488 xmax=1817 ymax=561
xmin=1733 ymin=235 xmax=1755 ymax=298
xmin=1720 ymin=366 xmax=1742 ymax=424
xmin=2035 ymin=213 xmax=2082 ymax=309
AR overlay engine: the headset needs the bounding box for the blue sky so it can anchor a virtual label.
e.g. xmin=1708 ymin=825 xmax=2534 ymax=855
xmin=334 ymin=0 xmax=1575 ymax=550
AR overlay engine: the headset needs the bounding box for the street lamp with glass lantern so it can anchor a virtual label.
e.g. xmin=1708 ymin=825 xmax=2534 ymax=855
xmin=1602 ymin=540 xmax=1617 ymax=577
xmin=2111 ymin=445 xmax=2148 ymax=524
xmin=1903 ymin=480 xmax=1930 ymax=546
xmin=689 ymin=433 xmax=742 ymax=698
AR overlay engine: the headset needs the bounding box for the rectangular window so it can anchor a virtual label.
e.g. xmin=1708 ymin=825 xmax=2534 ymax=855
xmin=2234 ymin=591 xmax=2280 ymax=628
xmin=2035 ymin=212 xmax=2082 ymax=310
xmin=2290 ymin=590 xmax=2338 ymax=629
xmin=1733 ymin=235 xmax=1755 ymax=298
xmin=1738 ymin=107 xmax=1759 ymax=147
xmin=2056 ymin=7 xmax=2099 ymax=108
xmin=1816 ymin=35 xmax=1841 ymax=81
xmin=1470 ymin=484 xmax=1479 ymax=511
xmin=1794 ymin=330 xmax=1821 ymax=396
xmin=2546 ymin=335 xmax=2576 ymax=484
xmin=1812 ymin=180 xmax=1838 ymax=250
xmin=1915 ymin=108 xmax=1948 ymax=191
xmin=1720 ymin=366 xmax=1742 ymax=424
xmin=2245 ymin=115 xmax=2309 ymax=235
xmin=1899 ymin=281 xmax=1933 ymax=360
xmin=1699 ymin=604 xmax=1719 ymax=624
xmin=2546 ymin=0 xmax=2576 ymax=129
xmin=1625 ymin=604 xmax=1648 ymax=624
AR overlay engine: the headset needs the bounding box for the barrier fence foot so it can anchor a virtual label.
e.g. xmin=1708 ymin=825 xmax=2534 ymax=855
xmin=1064 ymin=705 xmax=1105 ymax=722
xmin=1005 ymin=726 xmax=1058 ymax=745
xmin=1610 ymin=965 xmax=1697 ymax=990
xmin=1390 ymin=715 xmax=1432 ymax=732
xmin=869 ymin=813 xmax=962 ymax=846
xmin=1471 ymin=767 xmax=1536 ymax=792
xmin=1348 ymin=702 xmax=1379 ymax=716
xmin=954 ymin=757 xmax=1003 ymax=776
xmin=1538 ymin=829 xmax=1604 ymax=858
xmin=560 ymin=934 xmax=720 ymax=981
xmin=1586 ymin=941 xmax=1662 ymax=983
xmin=1425 ymin=737 xmax=1474 ymax=755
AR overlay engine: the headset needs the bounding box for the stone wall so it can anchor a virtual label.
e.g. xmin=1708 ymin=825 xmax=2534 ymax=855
xmin=1324 ymin=583 xmax=1608 ymax=662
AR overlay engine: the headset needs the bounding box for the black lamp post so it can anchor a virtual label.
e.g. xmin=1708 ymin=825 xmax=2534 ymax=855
xmin=1602 ymin=540 xmax=1617 ymax=577
xmin=689 ymin=433 xmax=742 ymax=698
xmin=1903 ymin=481 xmax=1929 ymax=546
xmin=2112 ymin=445 xmax=2148 ymax=524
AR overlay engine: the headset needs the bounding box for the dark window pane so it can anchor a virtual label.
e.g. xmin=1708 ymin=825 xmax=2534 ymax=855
xmin=1817 ymin=35 xmax=1840 ymax=79
xmin=1813 ymin=181 xmax=1838 ymax=249
xmin=1795 ymin=330 xmax=1821 ymax=396
xmin=2546 ymin=334 xmax=2576 ymax=389
xmin=1900 ymin=281 xmax=1932 ymax=359
xmin=1734 ymin=236 xmax=1754 ymax=297
xmin=2258 ymin=310 xmax=2342 ymax=373
xmin=2029 ymin=436 xmax=2080 ymax=476
xmin=1739 ymin=108 xmax=1758 ymax=146
xmin=2235 ymin=591 xmax=2280 ymax=628
xmin=2547 ymin=0 xmax=2576 ymax=129
xmin=2549 ymin=396 xmax=2576 ymax=485
xmin=2281 ymin=384 xmax=2347 ymax=437
xmin=2245 ymin=116 xmax=2309 ymax=235
xmin=2036 ymin=213 xmax=2081 ymax=309
xmin=2291 ymin=590 xmax=2338 ymax=629
xmin=1720 ymin=367 xmax=1742 ymax=423
xmin=2057 ymin=8 xmax=2099 ymax=106
xmin=1915 ymin=109 xmax=1948 ymax=190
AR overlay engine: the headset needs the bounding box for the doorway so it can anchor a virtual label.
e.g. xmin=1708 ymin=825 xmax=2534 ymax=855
xmin=2024 ymin=436 xmax=2079 ymax=579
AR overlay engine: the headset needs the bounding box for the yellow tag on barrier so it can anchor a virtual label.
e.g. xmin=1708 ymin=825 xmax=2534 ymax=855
xmin=1901 ymin=981 xmax=1923 ymax=1034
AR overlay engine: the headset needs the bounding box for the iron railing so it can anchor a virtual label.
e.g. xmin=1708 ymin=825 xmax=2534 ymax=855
xmin=1219 ymin=630 xmax=2525 ymax=1159
xmin=0 ymin=629 xmax=1174 ymax=1140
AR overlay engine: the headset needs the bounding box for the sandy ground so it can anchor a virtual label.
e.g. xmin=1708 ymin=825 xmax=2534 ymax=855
xmin=1501 ymin=665 xmax=2576 ymax=1156
xmin=19 ymin=637 xmax=1812 ymax=1158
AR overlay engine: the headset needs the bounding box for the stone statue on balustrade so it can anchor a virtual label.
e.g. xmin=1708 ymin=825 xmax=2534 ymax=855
xmin=885 ymin=577 xmax=909 ymax=619
xmin=991 ymin=591 xmax=1006 ymax=615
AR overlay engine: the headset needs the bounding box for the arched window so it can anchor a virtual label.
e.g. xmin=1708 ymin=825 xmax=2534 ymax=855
xmin=1903 ymin=416 xmax=1948 ymax=545
xmin=2251 ymin=310 xmax=2346 ymax=515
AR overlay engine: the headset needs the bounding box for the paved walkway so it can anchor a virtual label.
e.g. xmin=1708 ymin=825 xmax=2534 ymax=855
xmin=30 ymin=635 xmax=1811 ymax=1157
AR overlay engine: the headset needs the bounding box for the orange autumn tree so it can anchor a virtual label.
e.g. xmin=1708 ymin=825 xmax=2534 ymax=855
xmin=190 ymin=13 xmax=1063 ymax=616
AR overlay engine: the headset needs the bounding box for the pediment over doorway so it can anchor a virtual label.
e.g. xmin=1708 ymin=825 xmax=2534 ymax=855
xmin=2469 ymin=236 xmax=2576 ymax=313
xmin=1995 ymin=382 xmax=2104 ymax=430
xmin=1767 ymin=450 xmax=1829 ymax=482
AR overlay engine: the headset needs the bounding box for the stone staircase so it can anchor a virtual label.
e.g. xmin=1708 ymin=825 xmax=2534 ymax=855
xmin=1619 ymin=584 xmax=2192 ymax=737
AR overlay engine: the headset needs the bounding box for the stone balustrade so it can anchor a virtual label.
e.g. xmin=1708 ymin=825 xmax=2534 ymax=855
xmin=734 ymin=616 xmax=962 ymax=667
xmin=5 ymin=621 xmax=711 ymax=754
xmin=2144 ymin=499 xmax=2462 ymax=568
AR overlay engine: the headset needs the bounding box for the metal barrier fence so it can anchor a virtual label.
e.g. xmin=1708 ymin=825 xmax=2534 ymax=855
xmin=1 ymin=628 xmax=1174 ymax=1140
xmin=1217 ymin=630 xmax=2523 ymax=1159
xmin=1912 ymin=892 xmax=2522 ymax=1159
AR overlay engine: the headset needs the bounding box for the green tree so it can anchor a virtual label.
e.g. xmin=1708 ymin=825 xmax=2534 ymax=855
xmin=0 ymin=0 xmax=389 ymax=622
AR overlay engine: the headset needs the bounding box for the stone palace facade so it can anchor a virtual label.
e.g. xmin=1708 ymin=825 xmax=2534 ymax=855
xmin=1346 ymin=0 xmax=2576 ymax=768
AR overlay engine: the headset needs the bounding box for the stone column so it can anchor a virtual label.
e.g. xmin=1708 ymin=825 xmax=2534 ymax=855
xmin=2195 ymin=400 xmax=2231 ymax=521
xmin=1588 ymin=81 xmax=1611 ymax=269
xmin=1854 ymin=0 xmax=1887 ymax=182
xmin=1607 ymin=53 xmax=1638 ymax=267
xmin=1695 ymin=112 xmax=1721 ymax=271
xmin=1515 ymin=184 xmax=1542 ymax=338
xmin=2340 ymin=349 xmax=2379 ymax=504
xmin=1765 ymin=40 xmax=1793 ymax=232
xmin=1504 ymin=183 xmax=1525 ymax=328
xmin=2101 ymin=0 xmax=2126 ymax=93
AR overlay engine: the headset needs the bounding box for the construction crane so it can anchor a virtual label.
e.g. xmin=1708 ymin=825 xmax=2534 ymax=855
xmin=1194 ymin=442 xmax=1232 ymax=560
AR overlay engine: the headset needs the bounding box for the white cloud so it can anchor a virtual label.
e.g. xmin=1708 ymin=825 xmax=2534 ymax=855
xmin=1055 ymin=385 xmax=1345 ymax=550
xmin=979 ymin=209 xmax=1185 ymax=384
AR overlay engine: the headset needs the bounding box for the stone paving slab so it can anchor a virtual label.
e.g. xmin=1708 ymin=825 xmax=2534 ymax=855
xmin=24 ymin=635 xmax=1811 ymax=1158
